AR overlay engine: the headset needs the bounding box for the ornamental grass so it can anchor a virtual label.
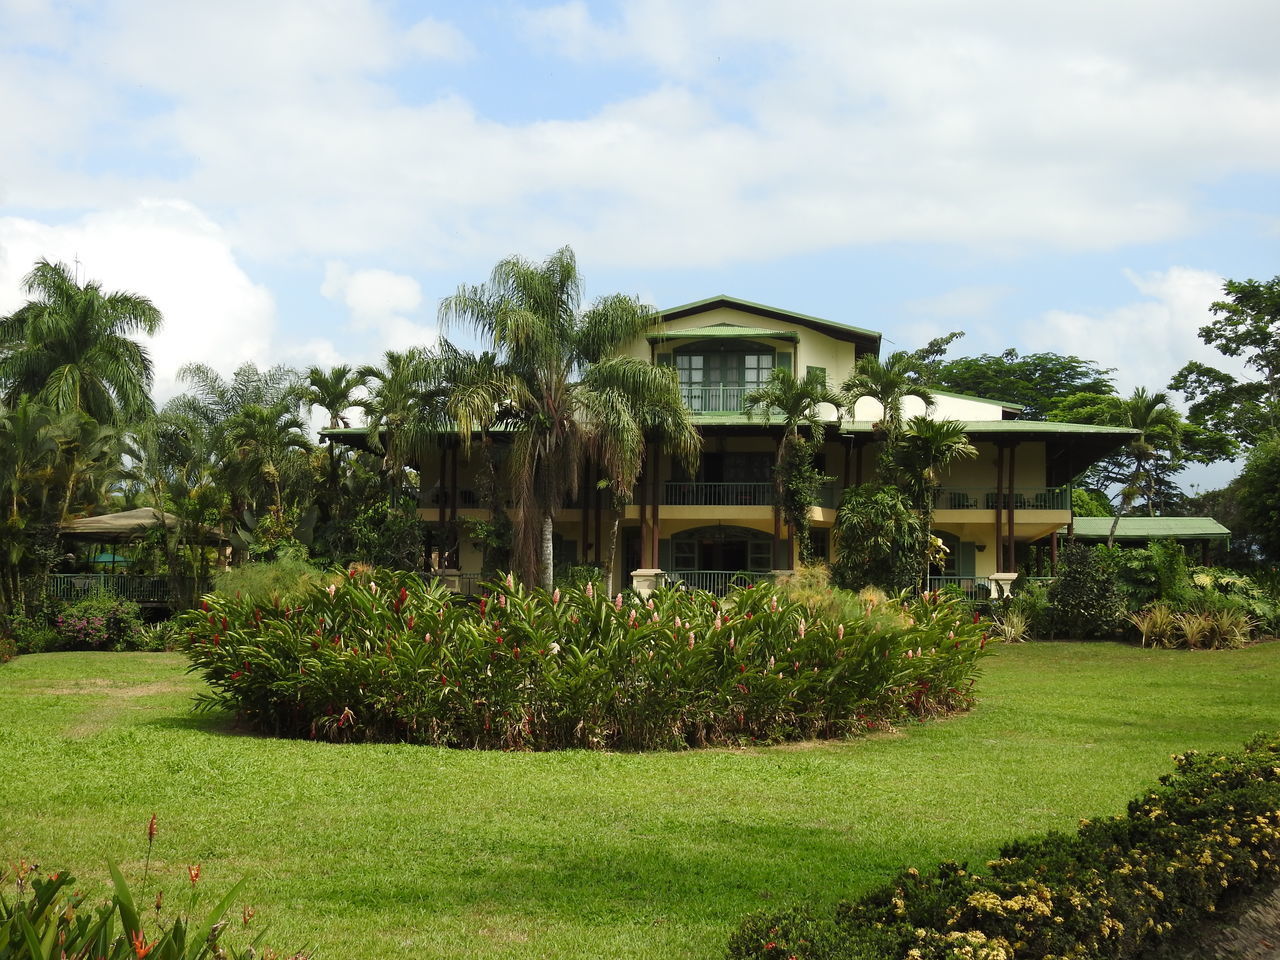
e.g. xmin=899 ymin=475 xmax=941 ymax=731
xmin=180 ymin=569 xmax=990 ymax=751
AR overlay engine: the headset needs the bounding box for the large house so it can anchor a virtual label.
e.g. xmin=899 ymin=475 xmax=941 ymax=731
xmin=327 ymin=296 xmax=1137 ymax=595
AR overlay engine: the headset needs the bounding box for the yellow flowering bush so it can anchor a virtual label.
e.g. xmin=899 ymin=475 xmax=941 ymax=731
xmin=729 ymin=733 xmax=1280 ymax=959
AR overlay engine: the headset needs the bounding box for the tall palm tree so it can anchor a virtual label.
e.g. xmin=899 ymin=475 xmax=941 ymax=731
xmin=744 ymin=367 xmax=842 ymax=565
xmin=440 ymin=246 xmax=699 ymax=590
xmin=896 ymin=416 xmax=978 ymax=580
xmin=222 ymin=401 xmax=313 ymax=526
xmin=0 ymin=397 xmax=60 ymax=614
xmin=0 ymin=259 xmax=163 ymax=424
xmin=841 ymin=351 xmax=935 ymax=481
xmin=1107 ymin=388 xmax=1183 ymax=545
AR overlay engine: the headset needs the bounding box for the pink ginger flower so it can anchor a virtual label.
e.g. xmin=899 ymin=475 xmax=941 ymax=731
xmin=585 ymin=581 xmax=594 ymax=599
xmin=770 ymin=596 xmax=777 ymax=613
xmin=798 ymin=619 xmax=806 ymax=638
xmin=647 ymin=598 xmax=655 ymax=610
xmin=327 ymin=583 xmax=337 ymax=598
xmin=714 ymin=615 xmax=723 ymax=630
xmin=615 ymin=593 xmax=623 ymax=611
xmin=837 ymin=624 xmax=845 ymax=641
xmin=506 ymin=573 xmax=515 ymax=589
xmin=552 ymin=588 xmax=561 ymax=605
xmin=687 ymin=631 xmax=695 ymax=649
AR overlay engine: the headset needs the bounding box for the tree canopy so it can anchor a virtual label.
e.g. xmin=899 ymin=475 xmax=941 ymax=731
xmin=1169 ymin=274 xmax=1280 ymax=452
xmin=926 ymin=348 xmax=1116 ymax=420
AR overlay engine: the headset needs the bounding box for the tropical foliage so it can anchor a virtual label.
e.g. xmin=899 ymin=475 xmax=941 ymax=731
xmin=181 ymin=568 xmax=991 ymax=750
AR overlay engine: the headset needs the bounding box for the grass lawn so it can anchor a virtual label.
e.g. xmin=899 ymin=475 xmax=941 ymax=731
xmin=2 ymin=642 xmax=1279 ymax=959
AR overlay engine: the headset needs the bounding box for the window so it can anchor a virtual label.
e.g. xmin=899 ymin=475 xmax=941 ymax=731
xmin=673 ymin=339 xmax=775 ymax=411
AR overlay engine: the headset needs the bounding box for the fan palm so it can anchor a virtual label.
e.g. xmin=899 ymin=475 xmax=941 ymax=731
xmin=0 ymin=259 xmax=163 ymax=424
xmin=744 ymin=367 xmax=842 ymax=564
xmin=440 ymin=246 xmax=699 ymax=589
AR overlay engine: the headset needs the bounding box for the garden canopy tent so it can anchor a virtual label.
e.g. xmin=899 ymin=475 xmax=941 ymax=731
xmin=60 ymin=509 xmax=226 ymax=544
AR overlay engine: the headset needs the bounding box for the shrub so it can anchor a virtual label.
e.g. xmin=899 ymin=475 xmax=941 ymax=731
xmin=0 ymin=632 xmax=14 ymax=663
xmin=728 ymin=733 xmax=1280 ymax=960
xmin=52 ymin=591 xmax=144 ymax=651
xmin=1127 ymin=603 xmax=1177 ymax=648
xmin=213 ymin=557 xmax=331 ymax=607
xmin=1045 ymin=541 xmax=1124 ymax=639
xmin=180 ymin=569 xmax=992 ymax=751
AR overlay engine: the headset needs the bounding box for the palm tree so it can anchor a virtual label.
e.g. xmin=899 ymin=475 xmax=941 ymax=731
xmin=744 ymin=367 xmax=842 ymax=565
xmin=1107 ymin=388 xmax=1183 ymax=546
xmin=168 ymin=363 xmax=309 ymax=554
xmin=307 ymin=364 xmax=368 ymax=430
xmin=841 ymin=351 xmax=935 ymax=481
xmin=895 ymin=416 xmax=978 ymax=581
xmin=0 ymin=259 xmax=163 ymax=424
xmin=440 ymin=247 xmax=699 ymax=590
xmin=0 ymin=397 xmax=60 ymax=614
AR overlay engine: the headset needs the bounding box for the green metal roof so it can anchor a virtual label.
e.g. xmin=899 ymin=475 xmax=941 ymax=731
xmin=1070 ymin=517 xmax=1231 ymax=541
xmin=657 ymin=295 xmax=882 ymax=349
xmin=647 ymin=323 xmax=800 ymax=343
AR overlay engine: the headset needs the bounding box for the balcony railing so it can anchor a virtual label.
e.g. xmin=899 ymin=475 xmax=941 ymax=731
xmin=932 ymin=486 xmax=1071 ymax=511
xmin=664 ymin=482 xmax=773 ymax=506
xmin=663 ymin=481 xmax=838 ymax=508
xmin=667 ymin=570 xmax=774 ymax=595
xmin=680 ymin=383 xmax=749 ymax=412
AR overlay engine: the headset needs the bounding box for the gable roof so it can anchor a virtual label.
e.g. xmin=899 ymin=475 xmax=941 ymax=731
xmin=1070 ymin=517 xmax=1231 ymax=541
xmin=647 ymin=322 xmax=800 ymax=344
xmin=656 ymin=295 xmax=881 ymax=353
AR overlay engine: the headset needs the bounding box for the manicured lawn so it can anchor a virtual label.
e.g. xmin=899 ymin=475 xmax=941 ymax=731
xmin=2 ymin=642 xmax=1278 ymax=959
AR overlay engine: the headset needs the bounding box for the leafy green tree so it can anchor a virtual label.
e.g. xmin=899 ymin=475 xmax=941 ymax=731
xmin=1170 ymin=275 xmax=1280 ymax=452
xmin=0 ymin=259 xmax=162 ymax=424
xmin=831 ymin=484 xmax=923 ymax=593
xmin=745 ymin=367 xmax=841 ymax=565
xmin=0 ymin=397 xmax=59 ymax=614
xmin=929 ymin=349 xmax=1115 ymax=420
xmin=440 ymin=246 xmax=699 ymax=589
xmin=841 ymin=351 xmax=935 ymax=480
xmin=1237 ymin=434 xmax=1280 ymax=562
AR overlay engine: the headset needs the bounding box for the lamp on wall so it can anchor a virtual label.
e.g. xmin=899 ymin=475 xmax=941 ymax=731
xmin=974 ymin=543 xmax=987 ymax=552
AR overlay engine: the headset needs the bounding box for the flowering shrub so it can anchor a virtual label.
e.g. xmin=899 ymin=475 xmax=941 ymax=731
xmin=50 ymin=591 xmax=145 ymax=651
xmin=728 ymin=732 xmax=1280 ymax=959
xmin=180 ymin=569 xmax=991 ymax=750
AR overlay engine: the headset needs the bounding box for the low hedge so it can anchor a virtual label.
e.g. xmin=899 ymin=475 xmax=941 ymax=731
xmin=728 ymin=733 xmax=1280 ymax=959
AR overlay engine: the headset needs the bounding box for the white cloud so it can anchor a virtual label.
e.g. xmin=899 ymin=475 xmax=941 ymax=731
xmin=321 ymin=262 xmax=437 ymax=352
xmin=2 ymin=0 xmax=1278 ymax=276
xmin=905 ymin=285 xmax=1013 ymax=319
xmin=0 ymin=200 xmax=278 ymax=403
xmin=1023 ymin=266 xmax=1247 ymax=398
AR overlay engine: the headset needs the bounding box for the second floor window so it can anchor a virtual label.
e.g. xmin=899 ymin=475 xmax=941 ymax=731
xmin=674 ymin=340 xmax=775 ymax=411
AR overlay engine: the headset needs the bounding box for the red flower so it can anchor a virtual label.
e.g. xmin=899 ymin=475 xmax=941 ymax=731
xmin=188 ymin=864 xmax=201 ymax=886
xmin=131 ymin=930 xmax=154 ymax=958
xmin=147 ymin=813 xmax=157 ymax=843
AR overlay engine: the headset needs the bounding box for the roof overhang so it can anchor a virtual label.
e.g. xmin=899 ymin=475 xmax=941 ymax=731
xmin=647 ymin=323 xmax=800 ymax=344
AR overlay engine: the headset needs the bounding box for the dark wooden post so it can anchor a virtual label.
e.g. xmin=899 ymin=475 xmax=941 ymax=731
xmin=994 ymin=445 xmax=1005 ymax=573
xmin=1050 ymin=531 xmax=1059 ymax=574
xmin=1006 ymin=443 xmax=1018 ymax=574
xmin=638 ymin=458 xmax=650 ymax=568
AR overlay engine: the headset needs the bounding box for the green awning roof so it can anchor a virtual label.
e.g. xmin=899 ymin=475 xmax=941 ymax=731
xmin=647 ymin=323 xmax=800 ymax=343
xmin=1070 ymin=517 xmax=1231 ymax=541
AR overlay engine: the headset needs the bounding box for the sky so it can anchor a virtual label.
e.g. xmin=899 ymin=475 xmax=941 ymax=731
xmin=2 ymin=0 xmax=1279 ymax=490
